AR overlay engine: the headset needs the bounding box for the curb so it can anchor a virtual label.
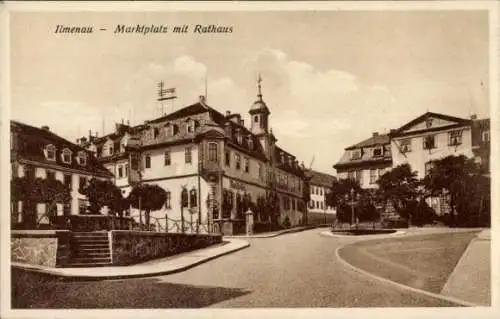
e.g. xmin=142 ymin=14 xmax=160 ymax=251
xmin=12 ymin=241 xmax=250 ymax=281
xmin=334 ymin=239 xmax=480 ymax=307
xmin=319 ymin=230 xmax=406 ymax=238
xmin=224 ymin=225 xmax=321 ymax=239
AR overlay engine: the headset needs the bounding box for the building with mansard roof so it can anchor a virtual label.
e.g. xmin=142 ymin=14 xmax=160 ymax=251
xmin=82 ymin=82 xmax=307 ymax=235
xmin=333 ymin=132 xmax=393 ymax=189
xmin=10 ymin=120 xmax=113 ymax=228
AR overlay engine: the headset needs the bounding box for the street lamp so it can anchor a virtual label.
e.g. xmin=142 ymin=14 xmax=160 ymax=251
xmin=350 ymin=188 xmax=355 ymax=229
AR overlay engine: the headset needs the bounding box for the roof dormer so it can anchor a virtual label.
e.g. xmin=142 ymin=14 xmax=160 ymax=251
xmin=44 ymin=144 xmax=56 ymax=161
xmin=61 ymin=148 xmax=72 ymax=164
xmin=77 ymin=151 xmax=88 ymax=166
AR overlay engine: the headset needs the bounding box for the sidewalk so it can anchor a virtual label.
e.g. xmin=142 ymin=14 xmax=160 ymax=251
xmin=223 ymin=225 xmax=320 ymax=239
xmin=440 ymin=229 xmax=491 ymax=306
xmin=12 ymin=238 xmax=250 ymax=281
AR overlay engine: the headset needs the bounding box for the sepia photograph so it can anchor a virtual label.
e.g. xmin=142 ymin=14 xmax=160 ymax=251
xmin=1 ymin=1 xmax=498 ymax=317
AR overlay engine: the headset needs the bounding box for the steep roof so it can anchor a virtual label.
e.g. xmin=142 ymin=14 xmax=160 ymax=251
xmin=11 ymin=120 xmax=113 ymax=177
xmin=309 ymin=170 xmax=336 ymax=187
xmin=345 ymin=134 xmax=390 ymax=150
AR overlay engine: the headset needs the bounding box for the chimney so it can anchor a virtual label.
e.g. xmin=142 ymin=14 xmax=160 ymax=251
xmin=240 ymin=119 xmax=244 ymax=127
xmin=80 ymin=136 xmax=87 ymax=144
xmin=225 ymin=111 xmax=231 ymax=117
xmin=389 ymin=129 xmax=396 ymax=135
xmin=199 ymin=95 xmax=206 ymax=103
xmin=373 ymin=132 xmax=379 ymax=137
xmin=228 ymin=113 xmax=241 ymax=125
xmin=41 ymin=126 xmax=50 ymax=131
xmin=470 ymin=114 xmax=478 ymax=120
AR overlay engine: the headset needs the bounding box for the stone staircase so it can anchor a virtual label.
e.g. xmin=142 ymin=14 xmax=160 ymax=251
xmin=67 ymin=232 xmax=112 ymax=267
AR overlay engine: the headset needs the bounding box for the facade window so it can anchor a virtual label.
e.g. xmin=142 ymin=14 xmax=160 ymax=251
xmin=370 ymin=169 xmax=377 ymax=184
xmin=46 ymin=170 xmax=55 ymax=181
xmin=118 ymin=165 xmax=123 ymax=178
xmin=254 ymin=115 xmax=259 ymax=123
xmin=46 ymin=145 xmax=56 ymax=161
xmin=320 ymin=201 xmax=324 ymax=210
xmin=124 ymin=163 xmax=129 ymax=177
xmin=292 ymin=199 xmax=296 ymax=211
xmin=248 ymin=137 xmax=254 ymax=150
xmin=181 ymin=188 xmax=189 ymax=208
xmin=190 ymin=189 xmax=198 ymax=207
xmin=423 ymin=135 xmax=436 ymax=149
xmin=378 ymin=168 xmax=385 ymax=179
xmin=64 ymin=174 xmax=72 ymax=190
xmin=165 ymin=191 xmax=171 ymax=209
xmin=482 ymin=130 xmax=490 ymax=142
xmin=185 ymin=147 xmax=192 ymax=164
xmin=244 ymin=157 xmax=250 ymax=173
xmin=448 ymin=130 xmax=462 ymax=146
xmin=348 ymin=171 xmax=355 ymax=180
xmin=355 ymin=170 xmax=363 ymax=184
xmin=225 ymin=150 xmax=231 ymax=166
xmin=400 ymin=139 xmax=412 ymax=153
xmin=311 ymin=186 xmax=314 ymax=195
xmin=145 ymin=154 xmax=151 ymax=168
xmin=208 ymin=143 xmax=218 ymax=162
xmin=425 ymin=161 xmax=435 ymax=176
xmin=373 ymin=147 xmax=383 ymax=157
xmin=79 ymin=176 xmax=87 ymax=190
xmin=235 ymin=154 xmax=241 ymax=170
xmin=350 ymin=149 xmax=362 ymax=160
xmin=109 ymin=146 xmax=114 ymax=155
xmin=62 ymin=149 xmax=72 ymax=164
xmin=164 ymin=150 xmax=171 ymax=166
xmin=258 ymin=163 xmax=264 ymax=180
xmin=319 ymin=188 xmax=323 ymax=196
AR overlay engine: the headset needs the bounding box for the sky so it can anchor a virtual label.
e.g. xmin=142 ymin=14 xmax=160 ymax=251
xmin=10 ymin=10 xmax=490 ymax=175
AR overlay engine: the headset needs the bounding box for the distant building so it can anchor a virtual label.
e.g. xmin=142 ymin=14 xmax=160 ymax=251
xmin=82 ymin=81 xmax=307 ymax=234
xmin=389 ymin=112 xmax=475 ymax=180
xmin=307 ymin=170 xmax=336 ymax=224
xmin=10 ymin=121 xmax=113 ymax=227
xmin=471 ymin=117 xmax=490 ymax=175
xmin=333 ymin=132 xmax=392 ymax=189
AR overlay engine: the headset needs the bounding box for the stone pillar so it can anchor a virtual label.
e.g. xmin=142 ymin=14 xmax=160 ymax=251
xmin=245 ymin=209 xmax=254 ymax=236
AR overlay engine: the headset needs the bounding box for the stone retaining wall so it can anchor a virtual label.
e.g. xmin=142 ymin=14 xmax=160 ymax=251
xmin=110 ymin=231 xmax=222 ymax=266
xmin=11 ymin=230 xmax=71 ymax=268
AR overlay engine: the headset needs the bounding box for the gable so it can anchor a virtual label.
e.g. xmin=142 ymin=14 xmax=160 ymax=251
xmin=394 ymin=112 xmax=471 ymax=136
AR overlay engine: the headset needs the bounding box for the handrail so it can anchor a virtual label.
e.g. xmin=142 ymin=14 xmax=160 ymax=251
xmin=127 ymin=213 xmax=217 ymax=234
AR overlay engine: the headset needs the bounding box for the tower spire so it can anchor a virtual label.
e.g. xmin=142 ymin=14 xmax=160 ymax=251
xmin=257 ymin=73 xmax=263 ymax=101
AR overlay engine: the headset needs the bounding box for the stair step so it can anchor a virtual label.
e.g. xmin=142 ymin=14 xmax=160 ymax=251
xmin=73 ymin=251 xmax=110 ymax=257
xmin=71 ymin=238 xmax=109 ymax=241
xmin=71 ymin=257 xmax=111 ymax=263
xmin=72 ymin=245 xmax=110 ymax=250
xmin=65 ymin=262 xmax=112 ymax=268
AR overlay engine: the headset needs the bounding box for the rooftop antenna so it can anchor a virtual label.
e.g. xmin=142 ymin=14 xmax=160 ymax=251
xmin=204 ymin=73 xmax=208 ymax=100
xmin=157 ymin=81 xmax=177 ymax=115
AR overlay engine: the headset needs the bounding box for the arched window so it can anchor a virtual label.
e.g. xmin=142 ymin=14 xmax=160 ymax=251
xmin=208 ymin=142 xmax=218 ymax=162
xmin=190 ymin=188 xmax=197 ymax=207
xmin=181 ymin=188 xmax=189 ymax=208
xmin=144 ymin=154 xmax=151 ymax=169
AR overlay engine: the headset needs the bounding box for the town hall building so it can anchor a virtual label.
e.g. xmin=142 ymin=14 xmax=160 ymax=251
xmin=82 ymin=80 xmax=307 ymax=234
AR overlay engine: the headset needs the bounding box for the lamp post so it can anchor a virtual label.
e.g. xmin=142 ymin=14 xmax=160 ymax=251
xmin=350 ymin=188 xmax=355 ymax=229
